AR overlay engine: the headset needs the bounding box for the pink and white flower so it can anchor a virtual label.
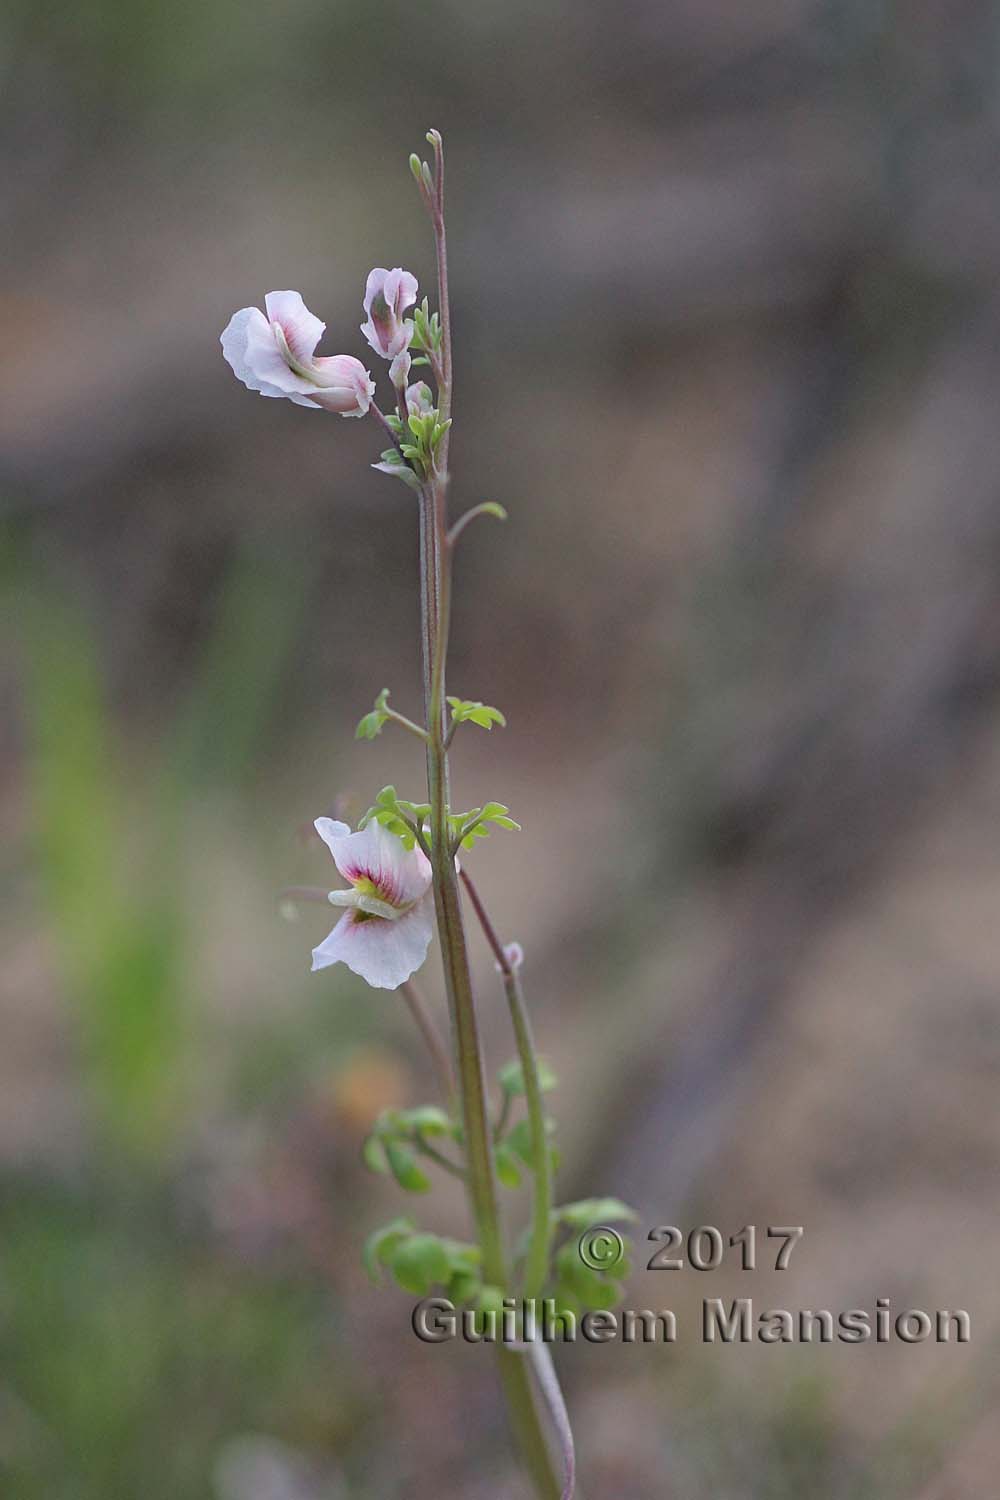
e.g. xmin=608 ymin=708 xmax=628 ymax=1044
xmin=361 ymin=267 xmax=418 ymax=360
xmin=221 ymin=291 xmax=375 ymax=416
xmin=311 ymin=817 xmax=434 ymax=990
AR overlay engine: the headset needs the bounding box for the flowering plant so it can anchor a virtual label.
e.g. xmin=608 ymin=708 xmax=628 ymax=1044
xmin=222 ymin=132 xmax=634 ymax=1499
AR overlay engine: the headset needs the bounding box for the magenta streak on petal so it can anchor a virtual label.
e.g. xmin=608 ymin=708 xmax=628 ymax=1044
xmin=341 ymin=864 xmax=404 ymax=906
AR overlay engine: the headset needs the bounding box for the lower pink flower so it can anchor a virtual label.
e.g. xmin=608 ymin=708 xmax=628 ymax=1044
xmin=311 ymin=818 xmax=435 ymax=990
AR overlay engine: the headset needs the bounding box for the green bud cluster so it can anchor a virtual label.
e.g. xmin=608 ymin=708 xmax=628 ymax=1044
xmin=408 ymin=295 xmax=443 ymax=361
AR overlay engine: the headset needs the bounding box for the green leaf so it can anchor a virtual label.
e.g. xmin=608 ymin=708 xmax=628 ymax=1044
xmin=404 ymin=1105 xmax=453 ymax=1137
xmin=363 ymin=1217 xmax=414 ymax=1282
xmin=447 ymin=698 xmax=507 ymax=731
xmin=451 ymin=800 xmax=522 ymax=851
xmin=448 ymin=1270 xmax=482 ymax=1304
xmin=495 ymin=1144 xmax=522 ymax=1189
xmin=555 ymin=1251 xmax=624 ymax=1312
xmin=355 ymin=689 xmax=391 ymax=741
xmin=362 ymin=1135 xmax=389 ymax=1174
xmin=498 ymin=1058 xmax=558 ymax=1097
xmin=384 ymin=1141 xmax=432 ymax=1194
xmin=554 ymin=1198 xmax=638 ymax=1228
xmin=389 ymin=1233 xmax=451 ymax=1295
xmin=477 ymin=1283 xmax=506 ymax=1316
xmin=505 ymin=1117 xmax=555 ymax=1168
xmin=440 ymin=1238 xmax=482 ymax=1274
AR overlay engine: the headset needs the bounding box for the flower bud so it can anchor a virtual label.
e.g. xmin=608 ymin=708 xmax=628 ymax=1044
xmin=389 ymin=350 xmax=411 ymax=390
xmin=406 ymin=381 xmax=435 ymax=418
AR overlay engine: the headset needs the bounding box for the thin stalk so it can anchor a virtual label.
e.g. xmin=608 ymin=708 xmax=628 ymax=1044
xmin=415 ymin=133 xmax=562 ymax=1500
xmin=399 ymin=978 xmax=454 ymax=1101
xmin=383 ymin=705 xmax=428 ymax=743
xmin=525 ymin=1345 xmax=575 ymax=1500
xmin=420 ymin=480 xmax=502 ymax=1281
xmin=414 ymin=1132 xmax=466 ymax=1180
xmin=498 ymin=1349 xmax=564 ymax=1499
xmin=460 ymin=870 xmax=554 ymax=1304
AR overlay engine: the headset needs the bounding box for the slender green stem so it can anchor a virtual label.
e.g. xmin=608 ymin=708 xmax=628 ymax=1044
xmin=420 ymin=480 xmax=503 ymax=1281
xmin=460 ymin=869 xmax=554 ymax=1304
xmin=414 ymin=1132 xmax=466 ymax=1179
xmin=383 ymin=705 xmax=428 ymax=743
xmin=448 ymin=501 xmax=508 ymax=549
xmin=415 ymin=133 xmax=563 ymax=1500
xmin=493 ymin=1088 xmax=513 ymax=1144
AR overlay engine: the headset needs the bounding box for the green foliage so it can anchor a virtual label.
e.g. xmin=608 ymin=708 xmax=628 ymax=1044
xmin=498 ymin=1058 xmax=557 ymax=1097
xmin=376 ymin=447 xmax=422 ymax=490
xmin=358 ymin=786 xmax=431 ymax=850
xmin=494 ymin=1143 xmax=523 ymax=1189
xmin=552 ymin=1240 xmax=625 ymax=1313
xmin=363 ymin=1218 xmax=481 ymax=1298
xmin=363 ymin=1217 xmax=416 ymax=1282
xmin=409 ymin=296 xmax=443 ymax=359
xmin=19 ymin=545 xmax=316 ymax=1164
xmin=447 ymin=696 xmax=507 ymax=731
xmin=504 ymin=1116 xmax=557 ymax=1169
xmin=361 ymin=1104 xmax=462 ymax=1189
xmin=384 ymin=1140 xmax=432 ymax=1194
xmin=22 ymin=591 xmax=185 ymax=1162
xmin=389 ymin=1234 xmax=451 ymax=1296
xmin=1 ymin=1183 xmax=347 ymax=1500
xmin=396 ymin=408 xmax=451 ymax=478
xmin=355 ymin=687 xmax=392 ymax=740
xmin=553 ymin=1198 xmax=638 ymax=1229
xmin=448 ymin=802 xmax=521 ymax=852
xmin=472 ymin=501 xmax=507 ymax=523
xmin=357 ymin=789 xmax=521 ymax=855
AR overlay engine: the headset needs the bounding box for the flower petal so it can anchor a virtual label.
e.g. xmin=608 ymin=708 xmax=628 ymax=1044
xmin=311 ymin=896 xmax=434 ymax=990
xmin=314 ymin=818 xmax=351 ymax=857
xmin=263 ymin=290 xmax=326 ymax=363
xmin=363 ymin=268 xmax=391 ymax=318
xmin=321 ymin=819 xmax=431 ymax=907
xmin=228 ymin=305 xmax=321 ymax=408
xmin=383 ymin=268 xmax=418 ymax=319
xmin=307 ymin=355 xmax=375 ymax=415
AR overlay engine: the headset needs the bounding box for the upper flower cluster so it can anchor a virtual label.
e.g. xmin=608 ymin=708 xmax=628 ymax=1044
xmin=221 ymin=268 xmax=420 ymax=418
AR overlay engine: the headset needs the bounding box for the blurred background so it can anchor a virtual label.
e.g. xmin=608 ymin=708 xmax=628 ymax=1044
xmin=4 ymin=0 xmax=1000 ymax=1494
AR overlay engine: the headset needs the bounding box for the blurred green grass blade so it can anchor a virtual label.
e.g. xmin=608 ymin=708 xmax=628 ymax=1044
xmin=163 ymin=542 xmax=318 ymax=795
xmin=21 ymin=584 xmax=185 ymax=1160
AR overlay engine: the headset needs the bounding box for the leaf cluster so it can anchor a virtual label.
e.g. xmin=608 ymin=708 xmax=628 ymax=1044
xmin=364 ymin=1217 xmax=484 ymax=1300
xmin=492 ymin=1057 xmax=559 ymax=1189
xmin=448 ymin=802 xmax=520 ymax=852
xmin=447 ymin=696 xmax=506 ymax=732
xmin=358 ymin=786 xmax=430 ymax=851
xmin=362 ymin=1104 xmax=460 ymax=1193
xmin=548 ymin=1200 xmax=638 ymax=1318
